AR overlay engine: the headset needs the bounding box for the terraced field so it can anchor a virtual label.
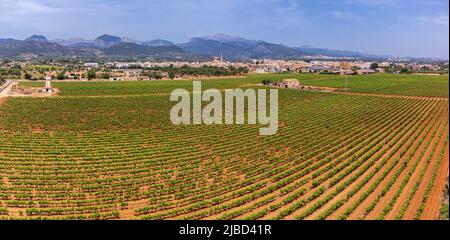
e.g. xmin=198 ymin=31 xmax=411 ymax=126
xmin=0 ymin=74 xmax=448 ymax=220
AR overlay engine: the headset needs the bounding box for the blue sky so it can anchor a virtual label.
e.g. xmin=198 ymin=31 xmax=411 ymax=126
xmin=0 ymin=0 xmax=448 ymax=58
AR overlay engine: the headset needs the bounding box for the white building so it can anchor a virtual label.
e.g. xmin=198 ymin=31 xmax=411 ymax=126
xmin=278 ymin=79 xmax=300 ymax=88
xmin=43 ymin=76 xmax=54 ymax=93
xmin=84 ymin=63 xmax=99 ymax=68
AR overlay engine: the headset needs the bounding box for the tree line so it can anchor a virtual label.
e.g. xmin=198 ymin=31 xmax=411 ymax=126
xmin=143 ymin=65 xmax=249 ymax=79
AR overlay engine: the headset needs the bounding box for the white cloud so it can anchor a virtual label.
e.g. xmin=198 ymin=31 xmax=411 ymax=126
xmin=330 ymin=11 xmax=364 ymax=20
xmin=417 ymin=15 xmax=449 ymax=26
xmin=275 ymin=0 xmax=304 ymax=15
xmin=344 ymin=0 xmax=400 ymax=7
xmin=345 ymin=0 xmax=448 ymax=7
xmin=0 ymin=0 xmax=63 ymax=24
xmin=0 ymin=0 xmax=60 ymax=15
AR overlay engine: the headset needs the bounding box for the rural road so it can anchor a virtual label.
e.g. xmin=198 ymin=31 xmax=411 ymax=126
xmin=0 ymin=80 xmax=15 ymax=96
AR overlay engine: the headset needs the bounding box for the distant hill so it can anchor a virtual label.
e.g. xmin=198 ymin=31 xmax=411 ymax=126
xmin=0 ymin=35 xmax=180 ymax=58
xmin=94 ymin=34 xmax=122 ymax=48
xmin=180 ymin=36 xmax=303 ymax=60
xmin=103 ymin=42 xmax=184 ymax=57
xmin=179 ymin=38 xmax=253 ymax=60
xmin=0 ymin=37 xmax=90 ymax=57
xmin=121 ymin=37 xmax=143 ymax=45
xmin=249 ymin=42 xmax=305 ymax=59
xmin=51 ymin=38 xmax=93 ymax=47
xmin=293 ymin=47 xmax=389 ymax=59
xmin=0 ymin=38 xmax=20 ymax=44
xmin=0 ymin=33 xmax=392 ymax=59
xmin=198 ymin=33 xmax=256 ymax=44
xmin=179 ymin=34 xmax=386 ymax=60
xmin=25 ymin=35 xmax=48 ymax=42
xmin=143 ymin=39 xmax=175 ymax=47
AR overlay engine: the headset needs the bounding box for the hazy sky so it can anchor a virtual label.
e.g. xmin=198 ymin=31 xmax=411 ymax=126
xmin=0 ymin=0 xmax=448 ymax=58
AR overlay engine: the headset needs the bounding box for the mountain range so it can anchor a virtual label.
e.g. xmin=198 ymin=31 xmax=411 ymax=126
xmin=0 ymin=33 xmax=390 ymax=60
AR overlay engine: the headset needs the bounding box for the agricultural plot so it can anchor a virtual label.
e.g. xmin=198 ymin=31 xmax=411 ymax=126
xmin=0 ymin=74 xmax=448 ymax=220
xmin=297 ymin=74 xmax=449 ymax=97
xmin=19 ymin=73 xmax=449 ymax=97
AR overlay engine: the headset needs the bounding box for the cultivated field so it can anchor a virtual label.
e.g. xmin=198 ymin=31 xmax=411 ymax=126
xmin=0 ymin=74 xmax=448 ymax=220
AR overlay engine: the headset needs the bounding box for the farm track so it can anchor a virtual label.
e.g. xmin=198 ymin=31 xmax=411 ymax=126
xmin=331 ymin=91 xmax=449 ymax=101
xmin=8 ymin=85 xmax=450 ymax=101
xmin=0 ymin=81 xmax=15 ymax=95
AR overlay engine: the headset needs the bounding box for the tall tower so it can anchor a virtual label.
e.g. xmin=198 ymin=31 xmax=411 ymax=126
xmin=43 ymin=76 xmax=54 ymax=93
xmin=220 ymin=53 xmax=224 ymax=62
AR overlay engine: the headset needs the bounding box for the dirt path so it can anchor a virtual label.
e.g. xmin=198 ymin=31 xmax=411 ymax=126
xmin=0 ymin=80 xmax=15 ymax=96
xmin=331 ymin=91 xmax=449 ymax=101
xmin=2 ymin=177 xmax=11 ymax=187
xmin=118 ymin=199 xmax=148 ymax=219
xmin=291 ymin=84 xmax=449 ymax=101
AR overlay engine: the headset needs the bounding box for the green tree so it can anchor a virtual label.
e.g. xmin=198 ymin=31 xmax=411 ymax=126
xmin=148 ymin=72 xmax=163 ymax=79
xmin=101 ymin=73 xmax=111 ymax=79
xmin=24 ymin=72 xmax=32 ymax=80
xmin=370 ymin=63 xmax=379 ymax=70
xmin=87 ymin=69 xmax=96 ymax=80
xmin=400 ymin=68 xmax=411 ymax=74
xmin=168 ymin=72 xmax=176 ymax=79
xmin=262 ymin=79 xmax=272 ymax=85
xmin=56 ymin=72 xmax=66 ymax=80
